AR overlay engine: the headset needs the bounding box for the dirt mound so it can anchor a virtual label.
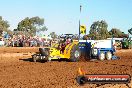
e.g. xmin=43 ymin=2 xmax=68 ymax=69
xmin=0 ymin=48 xmax=131 ymax=87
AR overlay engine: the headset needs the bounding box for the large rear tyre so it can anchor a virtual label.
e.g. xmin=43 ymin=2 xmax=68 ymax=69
xmin=70 ymin=44 xmax=81 ymax=62
xmin=39 ymin=48 xmax=49 ymax=56
xmin=106 ymin=52 xmax=112 ymax=60
xmin=99 ymin=52 xmax=105 ymax=61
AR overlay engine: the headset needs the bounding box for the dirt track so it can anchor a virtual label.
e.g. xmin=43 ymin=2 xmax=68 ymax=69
xmin=0 ymin=48 xmax=132 ymax=88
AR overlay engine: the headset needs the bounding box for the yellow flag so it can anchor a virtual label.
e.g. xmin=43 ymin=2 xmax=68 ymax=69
xmin=80 ymin=25 xmax=86 ymax=34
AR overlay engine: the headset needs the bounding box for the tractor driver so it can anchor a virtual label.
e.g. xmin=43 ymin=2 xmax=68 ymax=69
xmin=59 ymin=37 xmax=72 ymax=54
xmin=57 ymin=39 xmax=66 ymax=54
xmin=60 ymin=42 xmax=66 ymax=54
xmin=66 ymin=37 xmax=71 ymax=45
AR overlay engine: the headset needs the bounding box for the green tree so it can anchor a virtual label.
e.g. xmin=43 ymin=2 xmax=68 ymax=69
xmin=50 ymin=32 xmax=57 ymax=39
xmin=109 ymin=28 xmax=128 ymax=38
xmin=89 ymin=20 xmax=109 ymax=40
xmin=0 ymin=16 xmax=10 ymax=36
xmin=83 ymin=35 xmax=88 ymax=40
xmin=17 ymin=16 xmax=48 ymax=36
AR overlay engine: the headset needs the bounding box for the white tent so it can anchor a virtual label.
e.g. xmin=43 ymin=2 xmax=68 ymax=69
xmin=41 ymin=36 xmax=52 ymax=40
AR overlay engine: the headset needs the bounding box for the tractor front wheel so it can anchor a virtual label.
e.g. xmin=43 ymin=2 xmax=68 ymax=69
xmin=32 ymin=54 xmax=39 ymax=62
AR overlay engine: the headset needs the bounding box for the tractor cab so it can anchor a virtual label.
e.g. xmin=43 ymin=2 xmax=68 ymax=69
xmin=58 ymin=34 xmax=76 ymax=52
xmin=59 ymin=34 xmax=74 ymax=43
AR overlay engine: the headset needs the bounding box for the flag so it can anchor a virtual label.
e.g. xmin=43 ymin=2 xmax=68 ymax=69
xmin=80 ymin=25 xmax=86 ymax=35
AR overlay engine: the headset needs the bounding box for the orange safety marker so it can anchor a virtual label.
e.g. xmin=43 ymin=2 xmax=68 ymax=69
xmin=78 ymin=67 xmax=85 ymax=75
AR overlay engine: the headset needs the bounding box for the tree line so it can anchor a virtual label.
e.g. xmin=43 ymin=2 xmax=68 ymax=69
xmin=84 ymin=20 xmax=129 ymax=40
xmin=0 ymin=16 xmax=130 ymax=39
xmin=0 ymin=16 xmax=57 ymax=39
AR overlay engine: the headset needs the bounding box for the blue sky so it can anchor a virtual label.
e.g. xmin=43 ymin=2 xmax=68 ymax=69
xmin=0 ymin=0 xmax=132 ymax=35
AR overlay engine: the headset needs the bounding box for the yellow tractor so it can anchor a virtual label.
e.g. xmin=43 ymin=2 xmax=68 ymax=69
xmin=32 ymin=34 xmax=81 ymax=62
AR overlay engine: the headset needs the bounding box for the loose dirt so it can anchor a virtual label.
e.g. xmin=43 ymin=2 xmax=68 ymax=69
xmin=0 ymin=48 xmax=131 ymax=88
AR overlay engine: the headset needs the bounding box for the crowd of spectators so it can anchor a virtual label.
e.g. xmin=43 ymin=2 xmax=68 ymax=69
xmin=0 ymin=35 xmax=56 ymax=47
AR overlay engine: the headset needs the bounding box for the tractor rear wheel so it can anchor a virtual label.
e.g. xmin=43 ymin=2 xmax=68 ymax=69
xmin=70 ymin=44 xmax=81 ymax=62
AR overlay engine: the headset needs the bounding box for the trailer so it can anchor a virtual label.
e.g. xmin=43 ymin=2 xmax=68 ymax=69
xmin=79 ymin=40 xmax=118 ymax=61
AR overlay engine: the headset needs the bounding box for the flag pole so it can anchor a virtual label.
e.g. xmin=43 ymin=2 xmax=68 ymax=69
xmin=79 ymin=20 xmax=80 ymax=41
xmin=79 ymin=5 xmax=82 ymax=41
